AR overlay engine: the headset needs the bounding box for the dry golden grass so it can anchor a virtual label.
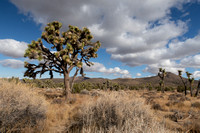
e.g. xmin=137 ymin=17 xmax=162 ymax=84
xmin=1 ymin=79 xmax=200 ymax=133
xmin=66 ymin=91 xmax=171 ymax=133
xmin=0 ymin=79 xmax=48 ymax=132
xmin=139 ymin=90 xmax=200 ymax=132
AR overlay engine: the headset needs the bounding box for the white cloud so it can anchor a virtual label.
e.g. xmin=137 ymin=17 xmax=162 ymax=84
xmin=0 ymin=39 xmax=27 ymax=58
xmin=136 ymin=73 xmax=141 ymax=77
xmin=180 ymin=54 xmax=200 ymax=68
xmin=193 ymin=71 xmax=200 ymax=78
xmin=83 ymin=62 xmax=131 ymax=78
xmin=0 ymin=59 xmax=24 ymax=68
xmin=9 ymin=0 xmax=200 ymax=76
xmin=143 ymin=60 xmax=185 ymax=74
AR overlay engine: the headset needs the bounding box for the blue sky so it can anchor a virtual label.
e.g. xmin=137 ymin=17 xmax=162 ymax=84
xmin=1 ymin=0 xmax=200 ymax=79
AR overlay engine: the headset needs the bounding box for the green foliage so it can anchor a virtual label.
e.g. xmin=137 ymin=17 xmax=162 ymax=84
xmin=158 ymin=68 xmax=166 ymax=93
xmin=186 ymin=71 xmax=194 ymax=96
xmin=178 ymin=70 xmax=188 ymax=96
xmin=23 ymin=21 xmax=101 ymax=98
xmin=156 ymin=86 xmax=161 ymax=91
xmin=164 ymin=86 xmax=175 ymax=91
xmin=72 ymin=82 xmax=93 ymax=93
xmin=129 ymin=86 xmax=139 ymax=90
xmin=7 ymin=77 xmax=20 ymax=84
xmin=72 ymin=81 xmax=130 ymax=93
xmin=23 ymin=78 xmax=64 ymax=88
xmin=177 ymin=85 xmax=186 ymax=92
xmin=146 ymin=83 xmax=153 ymax=91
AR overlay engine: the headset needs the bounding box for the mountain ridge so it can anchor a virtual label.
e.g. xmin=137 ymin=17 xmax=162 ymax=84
xmin=41 ymin=72 xmax=198 ymax=87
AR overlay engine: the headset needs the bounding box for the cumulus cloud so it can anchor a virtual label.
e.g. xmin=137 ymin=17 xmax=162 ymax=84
xmin=136 ymin=73 xmax=141 ymax=77
xmin=193 ymin=71 xmax=200 ymax=78
xmin=0 ymin=59 xmax=24 ymax=68
xmin=9 ymin=0 xmax=200 ymax=75
xmin=180 ymin=54 xmax=200 ymax=68
xmin=83 ymin=62 xmax=131 ymax=78
xmin=143 ymin=59 xmax=185 ymax=75
xmin=0 ymin=39 xmax=27 ymax=58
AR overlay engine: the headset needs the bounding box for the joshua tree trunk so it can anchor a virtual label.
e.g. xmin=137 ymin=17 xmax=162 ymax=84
xmin=195 ymin=80 xmax=200 ymax=97
xmin=184 ymin=86 xmax=187 ymax=96
xmin=64 ymin=71 xmax=71 ymax=99
xmin=180 ymin=77 xmax=187 ymax=96
xmin=70 ymin=68 xmax=79 ymax=93
xmin=190 ymin=84 xmax=193 ymax=97
xmin=162 ymin=81 xmax=165 ymax=93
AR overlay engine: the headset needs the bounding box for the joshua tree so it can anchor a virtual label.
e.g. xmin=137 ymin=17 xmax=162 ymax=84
xmin=24 ymin=21 xmax=101 ymax=99
xmin=195 ymin=80 xmax=200 ymax=97
xmin=158 ymin=68 xmax=166 ymax=93
xmin=186 ymin=72 xmax=194 ymax=97
xmin=178 ymin=70 xmax=187 ymax=96
xmin=103 ymin=80 xmax=111 ymax=90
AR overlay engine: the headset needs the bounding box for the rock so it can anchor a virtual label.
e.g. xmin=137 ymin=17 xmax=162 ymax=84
xmin=80 ymin=89 xmax=90 ymax=95
xmin=52 ymin=98 xmax=63 ymax=104
xmin=91 ymin=91 xmax=101 ymax=96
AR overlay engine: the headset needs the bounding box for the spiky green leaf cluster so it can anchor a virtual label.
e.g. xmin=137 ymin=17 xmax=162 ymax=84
xmin=186 ymin=71 xmax=194 ymax=83
xmin=24 ymin=21 xmax=101 ymax=79
xmin=178 ymin=70 xmax=182 ymax=76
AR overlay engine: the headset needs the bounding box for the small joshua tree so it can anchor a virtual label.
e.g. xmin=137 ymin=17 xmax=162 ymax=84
xmin=195 ymin=80 xmax=200 ymax=97
xmin=186 ymin=72 xmax=194 ymax=97
xmin=158 ymin=68 xmax=166 ymax=93
xmin=178 ymin=70 xmax=187 ymax=96
xmin=24 ymin=21 xmax=101 ymax=99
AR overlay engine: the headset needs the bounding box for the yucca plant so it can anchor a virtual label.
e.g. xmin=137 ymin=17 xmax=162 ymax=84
xmin=158 ymin=68 xmax=166 ymax=93
xmin=195 ymin=80 xmax=200 ymax=97
xmin=186 ymin=72 xmax=194 ymax=97
xmin=24 ymin=21 xmax=101 ymax=99
xmin=178 ymin=70 xmax=187 ymax=96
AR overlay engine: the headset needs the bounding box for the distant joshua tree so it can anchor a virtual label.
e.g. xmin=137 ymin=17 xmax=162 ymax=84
xmin=158 ymin=68 xmax=166 ymax=93
xmin=24 ymin=21 xmax=101 ymax=99
xmin=195 ymin=80 xmax=200 ymax=97
xmin=186 ymin=72 xmax=194 ymax=97
xmin=178 ymin=70 xmax=187 ymax=96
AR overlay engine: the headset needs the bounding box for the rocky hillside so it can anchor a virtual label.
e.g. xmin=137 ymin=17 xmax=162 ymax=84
xmin=47 ymin=72 xmax=198 ymax=87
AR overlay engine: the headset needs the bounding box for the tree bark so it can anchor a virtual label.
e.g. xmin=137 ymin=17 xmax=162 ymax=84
xmin=190 ymin=83 xmax=193 ymax=97
xmin=63 ymin=71 xmax=71 ymax=99
xmin=195 ymin=80 xmax=200 ymax=97
xmin=70 ymin=68 xmax=79 ymax=93
xmin=180 ymin=76 xmax=187 ymax=96
xmin=162 ymin=81 xmax=165 ymax=93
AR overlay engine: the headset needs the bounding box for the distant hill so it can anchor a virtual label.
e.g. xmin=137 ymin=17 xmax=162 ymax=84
xmin=46 ymin=72 xmax=198 ymax=87
xmin=112 ymin=72 xmax=194 ymax=87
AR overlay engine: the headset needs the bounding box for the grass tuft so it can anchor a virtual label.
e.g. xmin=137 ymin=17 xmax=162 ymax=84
xmin=0 ymin=79 xmax=47 ymax=132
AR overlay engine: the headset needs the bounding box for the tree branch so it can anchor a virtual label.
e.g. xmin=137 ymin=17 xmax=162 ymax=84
xmin=70 ymin=68 xmax=80 ymax=90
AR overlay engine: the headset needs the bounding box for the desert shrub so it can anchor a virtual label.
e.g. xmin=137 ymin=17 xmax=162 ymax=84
xmin=168 ymin=94 xmax=178 ymax=101
xmin=152 ymin=103 xmax=163 ymax=111
xmin=177 ymin=86 xmax=185 ymax=92
xmin=72 ymin=82 xmax=93 ymax=93
xmin=112 ymin=83 xmax=121 ymax=91
xmin=146 ymin=83 xmax=153 ymax=91
xmin=43 ymin=79 xmax=56 ymax=88
xmin=72 ymin=83 xmax=83 ymax=93
xmin=0 ymin=79 xmax=47 ymax=132
xmin=156 ymin=86 xmax=161 ymax=91
xmin=7 ymin=76 xmax=20 ymax=84
xmin=23 ymin=78 xmax=64 ymax=89
xmin=165 ymin=86 xmax=175 ymax=91
xmin=191 ymin=102 xmax=200 ymax=109
xmin=129 ymin=86 xmax=139 ymax=90
xmin=66 ymin=92 xmax=171 ymax=133
xmin=191 ymin=121 xmax=200 ymax=133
